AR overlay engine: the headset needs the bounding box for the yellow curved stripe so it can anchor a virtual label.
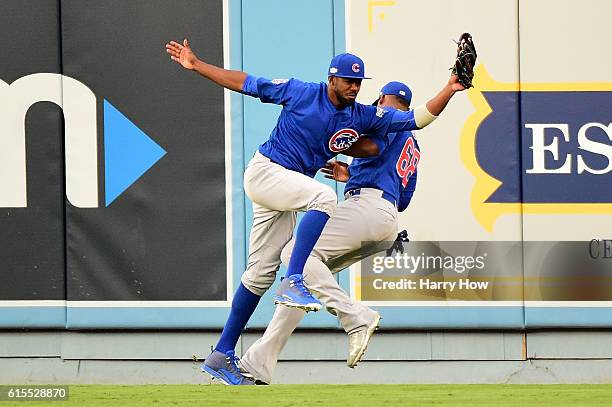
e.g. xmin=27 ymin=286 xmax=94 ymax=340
xmin=460 ymin=65 xmax=612 ymax=232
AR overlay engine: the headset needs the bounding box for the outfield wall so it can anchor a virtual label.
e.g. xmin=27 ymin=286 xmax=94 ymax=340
xmin=1 ymin=0 xmax=611 ymax=331
xmin=2 ymin=330 xmax=612 ymax=384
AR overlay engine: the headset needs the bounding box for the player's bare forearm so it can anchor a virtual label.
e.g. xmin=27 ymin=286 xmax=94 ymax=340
xmin=413 ymin=75 xmax=464 ymax=129
xmin=425 ymin=85 xmax=455 ymax=116
xmin=425 ymin=78 xmax=463 ymax=116
xmin=191 ymin=60 xmax=247 ymax=93
xmin=344 ymin=137 xmax=380 ymax=158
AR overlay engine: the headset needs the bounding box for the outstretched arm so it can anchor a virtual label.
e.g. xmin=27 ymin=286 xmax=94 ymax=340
xmin=425 ymin=74 xmax=465 ymax=116
xmin=165 ymin=38 xmax=247 ymax=92
xmin=413 ymin=74 xmax=465 ymax=128
xmin=374 ymin=74 xmax=466 ymax=133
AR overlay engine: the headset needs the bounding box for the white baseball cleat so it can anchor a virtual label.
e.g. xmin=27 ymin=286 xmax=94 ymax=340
xmin=347 ymin=312 xmax=381 ymax=368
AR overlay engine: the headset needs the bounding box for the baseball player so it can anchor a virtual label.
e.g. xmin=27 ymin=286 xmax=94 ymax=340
xmin=165 ymin=38 xmax=463 ymax=385
xmin=238 ymin=82 xmax=429 ymax=384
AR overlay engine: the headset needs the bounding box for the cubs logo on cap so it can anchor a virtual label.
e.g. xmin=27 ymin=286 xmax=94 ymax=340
xmin=328 ymin=53 xmax=371 ymax=79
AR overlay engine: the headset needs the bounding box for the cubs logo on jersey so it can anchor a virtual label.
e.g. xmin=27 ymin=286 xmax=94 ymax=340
xmin=329 ymin=128 xmax=360 ymax=152
xmin=461 ymin=65 xmax=612 ymax=231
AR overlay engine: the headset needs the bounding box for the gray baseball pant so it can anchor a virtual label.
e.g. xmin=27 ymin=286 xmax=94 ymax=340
xmin=240 ymin=151 xmax=337 ymax=296
xmin=240 ymin=189 xmax=398 ymax=383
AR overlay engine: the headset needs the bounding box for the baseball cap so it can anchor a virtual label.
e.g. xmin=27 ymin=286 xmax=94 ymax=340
xmin=328 ymin=53 xmax=371 ymax=79
xmin=372 ymin=81 xmax=412 ymax=106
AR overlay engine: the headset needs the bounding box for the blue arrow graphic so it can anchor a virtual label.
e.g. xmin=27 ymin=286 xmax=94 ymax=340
xmin=104 ymin=99 xmax=167 ymax=206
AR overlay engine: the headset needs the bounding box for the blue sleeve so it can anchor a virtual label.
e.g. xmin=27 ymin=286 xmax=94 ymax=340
xmin=398 ymin=169 xmax=418 ymax=212
xmin=362 ymin=105 xmax=420 ymax=137
xmin=388 ymin=109 xmax=420 ymax=132
xmin=241 ymin=75 xmax=306 ymax=106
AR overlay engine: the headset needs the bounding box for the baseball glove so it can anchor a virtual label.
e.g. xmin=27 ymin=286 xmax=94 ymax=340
xmin=452 ymin=32 xmax=477 ymax=88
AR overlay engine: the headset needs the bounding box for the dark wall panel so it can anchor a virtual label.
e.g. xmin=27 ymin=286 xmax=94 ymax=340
xmin=0 ymin=1 xmax=65 ymax=303
xmin=62 ymin=0 xmax=227 ymax=303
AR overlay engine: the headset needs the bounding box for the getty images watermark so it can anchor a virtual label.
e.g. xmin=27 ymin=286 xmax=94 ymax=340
xmin=359 ymin=241 xmax=611 ymax=302
xmin=372 ymin=251 xmax=488 ymax=291
xmin=360 ymin=241 xmax=508 ymax=301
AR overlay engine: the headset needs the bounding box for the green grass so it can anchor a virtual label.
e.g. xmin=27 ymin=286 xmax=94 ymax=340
xmin=2 ymin=385 xmax=612 ymax=406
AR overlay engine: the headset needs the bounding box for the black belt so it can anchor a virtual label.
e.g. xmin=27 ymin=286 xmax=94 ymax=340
xmin=345 ymin=188 xmax=396 ymax=206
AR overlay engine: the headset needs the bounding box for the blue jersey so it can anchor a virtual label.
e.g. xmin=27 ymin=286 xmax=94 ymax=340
xmin=345 ymin=130 xmax=420 ymax=212
xmin=242 ymin=76 xmax=420 ymax=177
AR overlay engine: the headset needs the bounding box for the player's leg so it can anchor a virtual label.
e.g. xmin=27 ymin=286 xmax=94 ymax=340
xmin=304 ymin=254 xmax=380 ymax=368
xmin=311 ymin=192 xmax=397 ymax=261
xmin=283 ymin=193 xmax=398 ymax=366
xmin=239 ymin=304 xmax=306 ymax=384
xmin=325 ymin=239 xmax=397 ymax=274
xmin=282 ymin=239 xmax=378 ymax=332
xmin=245 ymin=152 xmax=337 ymax=311
xmin=238 ymin=198 xmax=374 ymax=382
xmin=283 ymin=206 xmax=330 ymax=280
xmin=203 ymin=201 xmax=296 ymax=385
xmin=285 ymin=192 xmax=399 ymax=308
xmin=322 ymin=193 xmax=400 ymax=277
xmin=240 ymin=247 xmax=380 ymax=382
xmin=240 ymin=247 xmax=373 ymax=383
xmin=240 ymin=195 xmax=398 ymax=381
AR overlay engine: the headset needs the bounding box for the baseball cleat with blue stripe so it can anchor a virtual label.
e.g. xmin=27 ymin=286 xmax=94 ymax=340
xmin=272 ymin=275 xmax=322 ymax=312
xmin=201 ymin=350 xmax=255 ymax=385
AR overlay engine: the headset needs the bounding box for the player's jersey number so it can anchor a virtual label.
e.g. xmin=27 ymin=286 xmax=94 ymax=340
xmin=396 ymin=137 xmax=420 ymax=187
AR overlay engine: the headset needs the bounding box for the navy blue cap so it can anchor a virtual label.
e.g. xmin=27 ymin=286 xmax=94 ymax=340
xmin=372 ymin=81 xmax=412 ymax=106
xmin=328 ymin=53 xmax=371 ymax=79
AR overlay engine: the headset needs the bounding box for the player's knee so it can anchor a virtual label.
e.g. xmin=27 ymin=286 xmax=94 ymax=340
xmin=243 ymin=169 xmax=256 ymax=202
xmin=308 ymin=184 xmax=337 ymax=216
xmin=240 ymin=273 xmax=274 ymax=296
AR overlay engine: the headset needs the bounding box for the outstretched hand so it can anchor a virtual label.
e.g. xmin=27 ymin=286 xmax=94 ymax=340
xmin=165 ymin=38 xmax=197 ymax=70
xmin=448 ymin=74 xmax=466 ymax=92
xmin=321 ymin=160 xmax=350 ymax=182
